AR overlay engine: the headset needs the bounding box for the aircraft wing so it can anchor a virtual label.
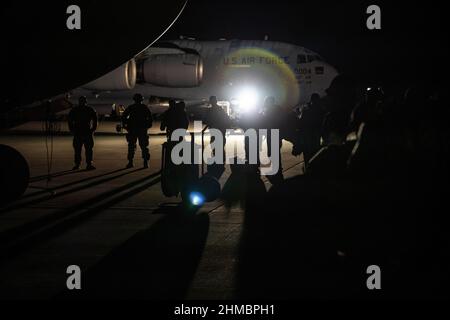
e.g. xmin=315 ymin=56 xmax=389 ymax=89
xmin=0 ymin=1 xmax=188 ymax=111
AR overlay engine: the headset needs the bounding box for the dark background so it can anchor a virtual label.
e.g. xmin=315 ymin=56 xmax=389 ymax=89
xmin=165 ymin=0 xmax=448 ymax=88
xmin=1 ymin=0 xmax=448 ymax=107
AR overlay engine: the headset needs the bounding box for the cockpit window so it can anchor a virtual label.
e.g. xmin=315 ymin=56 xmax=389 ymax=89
xmin=297 ymin=54 xmax=306 ymax=64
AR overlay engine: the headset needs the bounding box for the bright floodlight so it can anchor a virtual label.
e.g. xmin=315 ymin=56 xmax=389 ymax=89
xmin=237 ymin=88 xmax=259 ymax=112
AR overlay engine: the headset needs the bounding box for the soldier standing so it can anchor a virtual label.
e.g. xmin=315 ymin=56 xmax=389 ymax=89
xmin=261 ymin=96 xmax=284 ymax=181
xmin=122 ymin=93 xmax=153 ymax=168
xmin=298 ymin=93 xmax=325 ymax=164
xmin=160 ymin=99 xmax=189 ymax=139
xmin=205 ymin=96 xmax=231 ymax=162
xmin=68 ymin=96 xmax=98 ymax=170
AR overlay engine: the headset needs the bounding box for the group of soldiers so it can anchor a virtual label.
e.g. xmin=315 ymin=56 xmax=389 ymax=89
xmin=180 ymin=94 xmax=325 ymax=180
xmin=68 ymin=93 xmax=153 ymax=170
xmin=67 ymin=91 xmax=329 ymax=177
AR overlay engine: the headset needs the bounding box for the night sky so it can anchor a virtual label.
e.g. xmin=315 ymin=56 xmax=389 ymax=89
xmin=1 ymin=0 xmax=448 ymax=107
xmin=166 ymin=0 xmax=449 ymax=87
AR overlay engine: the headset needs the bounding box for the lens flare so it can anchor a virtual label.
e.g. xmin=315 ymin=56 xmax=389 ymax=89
xmin=236 ymin=87 xmax=259 ymax=112
xmin=189 ymin=192 xmax=205 ymax=206
xmin=223 ymin=47 xmax=300 ymax=108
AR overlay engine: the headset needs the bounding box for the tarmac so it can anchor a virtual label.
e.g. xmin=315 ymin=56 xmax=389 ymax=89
xmin=5 ymin=119 xmax=179 ymax=136
xmin=0 ymin=121 xmax=304 ymax=299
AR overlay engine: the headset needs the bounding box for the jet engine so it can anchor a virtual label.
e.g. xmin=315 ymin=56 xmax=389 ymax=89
xmin=83 ymin=60 xmax=137 ymax=91
xmin=138 ymin=53 xmax=203 ymax=87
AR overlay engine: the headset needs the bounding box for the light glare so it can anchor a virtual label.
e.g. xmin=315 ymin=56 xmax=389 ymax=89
xmin=189 ymin=192 xmax=205 ymax=206
xmin=236 ymin=88 xmax=259 ymax=112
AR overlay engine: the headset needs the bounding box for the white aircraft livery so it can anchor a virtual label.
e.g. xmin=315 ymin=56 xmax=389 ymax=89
xmin=72 ymin=39 xmax=339 ymax=113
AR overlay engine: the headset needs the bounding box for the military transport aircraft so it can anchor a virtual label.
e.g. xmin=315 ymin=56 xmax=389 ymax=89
xmin=71 ymin=39 xmax=338 ymax=115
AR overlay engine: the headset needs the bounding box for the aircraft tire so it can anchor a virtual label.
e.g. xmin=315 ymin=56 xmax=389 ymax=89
xmin=0 ymin=144 xmax=30 ymax=204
